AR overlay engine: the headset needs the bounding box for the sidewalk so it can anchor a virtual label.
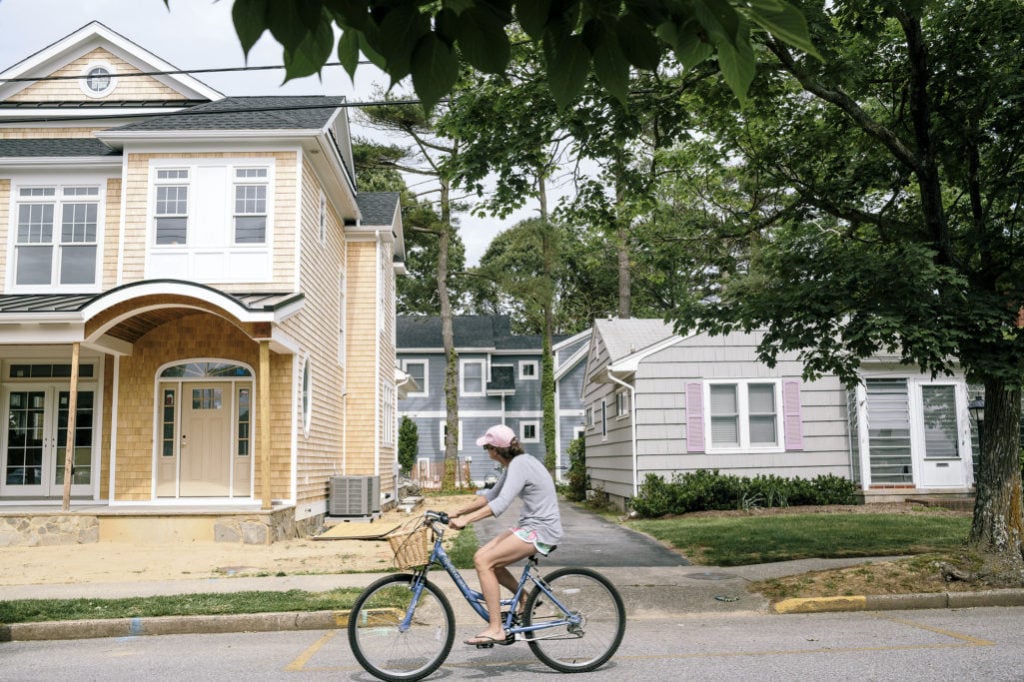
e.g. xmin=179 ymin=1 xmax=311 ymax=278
xmin=7 ymin=557 xmax=1024 ymax=642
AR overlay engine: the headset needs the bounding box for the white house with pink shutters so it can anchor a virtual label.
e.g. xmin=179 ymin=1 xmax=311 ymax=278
xmin=581 ymin=318 xmax=978 ymax=511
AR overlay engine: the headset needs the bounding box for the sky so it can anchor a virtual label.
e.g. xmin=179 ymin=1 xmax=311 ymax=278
xmin=0 ymin=0 xmax=529 ymax=265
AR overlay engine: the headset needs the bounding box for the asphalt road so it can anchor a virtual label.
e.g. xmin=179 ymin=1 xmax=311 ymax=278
xmin=473 ymin=497 xmax=690 ymax=567
xmin=5 ymin=607 xmax=1024 ymax=681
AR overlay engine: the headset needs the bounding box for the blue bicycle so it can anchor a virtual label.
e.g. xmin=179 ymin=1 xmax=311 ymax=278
xmin=347 ymin=510 xmax=626 ymax=681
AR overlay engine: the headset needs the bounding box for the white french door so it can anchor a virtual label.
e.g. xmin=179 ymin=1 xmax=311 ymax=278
xmin=1 ymin=386 xmax=95 ymax=498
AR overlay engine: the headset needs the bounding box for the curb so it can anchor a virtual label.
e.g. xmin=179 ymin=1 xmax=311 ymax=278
xmin=0 ymin=609 xmax=352 ymax=642
xmin=773 ymin=589 xmax=1024 ymax=614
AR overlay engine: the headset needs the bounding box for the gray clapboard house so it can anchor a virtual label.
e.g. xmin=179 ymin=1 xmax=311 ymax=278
xmin=582 ymin=318 xmax=977 ymax=510
xmin=396 ymin=316 xmax=589 ymax=485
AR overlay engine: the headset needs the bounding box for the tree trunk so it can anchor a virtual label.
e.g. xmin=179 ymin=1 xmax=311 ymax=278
xmin=438 ymin=179 xmax=459 ymax=490
xmin=969 ymin=377 xmax=1024 ymax=568
xmin=536 ymin=174 xmax=557 ymax=474
xmin=615 ymin=181 xmax=631 ymax=319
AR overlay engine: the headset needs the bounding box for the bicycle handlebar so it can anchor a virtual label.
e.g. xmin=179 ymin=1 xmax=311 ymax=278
xmin=425 ymin=510 xmax=450 ymax=525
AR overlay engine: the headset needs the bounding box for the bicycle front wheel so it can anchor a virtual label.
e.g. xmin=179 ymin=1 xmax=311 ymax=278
xmin=524 ymin=567 xmax=626 ymax=673
xmin=347 ymin=573 xmax=455 ymax=682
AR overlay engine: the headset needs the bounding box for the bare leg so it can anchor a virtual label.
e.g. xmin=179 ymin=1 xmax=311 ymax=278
xmin=467 ymin=531 xmax=535 ymax=643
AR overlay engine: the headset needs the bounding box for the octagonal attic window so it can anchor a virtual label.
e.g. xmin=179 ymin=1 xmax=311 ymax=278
xmin=81 ymin=63 xmax=116 ymax=97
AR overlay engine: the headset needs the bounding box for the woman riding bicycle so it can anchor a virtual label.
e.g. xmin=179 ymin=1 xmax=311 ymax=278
xmin=449 ymin=423 xmax=563 ymax=646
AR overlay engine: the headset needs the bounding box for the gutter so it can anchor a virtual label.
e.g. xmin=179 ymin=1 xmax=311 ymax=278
xmin=605 ymin=367 xmax=639 ymax=497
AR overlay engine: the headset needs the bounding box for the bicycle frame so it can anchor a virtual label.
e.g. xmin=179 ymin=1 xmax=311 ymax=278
xmin=399 ymin=519 xmax=582 ymax=639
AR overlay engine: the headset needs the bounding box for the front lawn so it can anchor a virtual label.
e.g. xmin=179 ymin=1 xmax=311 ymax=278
xmin=626 ymin=512 xmax=971 ymax=566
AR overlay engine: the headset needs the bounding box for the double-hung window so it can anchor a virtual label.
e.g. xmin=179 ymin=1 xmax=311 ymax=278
xmin=154 ymin=169 xmax=189 ymax=245
xmin=460 ymin=359 xmax=485 ymax=396
xmin=707 ymin=381 xmax=781 ymax=451
xmin=233 ymin=168 xmax=268 ymax=244
xmin=14 ymin=185 xmax=100 ymax=289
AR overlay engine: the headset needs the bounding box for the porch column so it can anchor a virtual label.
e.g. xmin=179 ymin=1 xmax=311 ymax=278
xmin=259 ymin=340 xmax=272 ymax=510
xmin=61 ymin=342 xmax=81 ymax=511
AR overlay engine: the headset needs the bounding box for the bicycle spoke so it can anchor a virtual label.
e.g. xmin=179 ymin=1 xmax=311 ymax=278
xmin=348 ymin=574 xmax=454 ymax=682
xmin=524 ymin=567 xmax=626 ymax=673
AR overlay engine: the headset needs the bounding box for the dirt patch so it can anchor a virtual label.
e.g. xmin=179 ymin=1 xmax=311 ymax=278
xmin=0 ymin=495 xmax=477 ymax=587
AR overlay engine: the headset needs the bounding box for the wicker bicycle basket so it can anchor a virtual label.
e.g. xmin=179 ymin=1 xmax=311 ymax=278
xmin=388 ymin=525 xmax=432 ymax=569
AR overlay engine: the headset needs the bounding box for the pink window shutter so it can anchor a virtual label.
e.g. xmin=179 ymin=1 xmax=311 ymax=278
xmin=685 ymin=382 xmax=705 ymax=452
xmin=782 ymin=379 xmax=804 ymax=451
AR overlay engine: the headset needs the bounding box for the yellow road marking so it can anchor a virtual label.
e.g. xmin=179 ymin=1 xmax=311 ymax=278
xmin=873 ymin=614 xmax=996 ymax=647
xmin=285 ymin=629 xmax=338 ymax=672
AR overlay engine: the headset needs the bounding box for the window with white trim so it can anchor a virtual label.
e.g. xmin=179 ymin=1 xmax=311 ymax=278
xmin=382 ymin=381 xmax=395 ymax=446
xmin=706 ymin=380 xmax=781 ymax=451
xmin=616 ymin=390 xmax=630 ymax=418
xmin=460 ymin=359 xmax=486 ymax=396
xmin=12 ymin=185 xmax=101 ymax=290
xmin=601 ymin=400 xmax=607 ymax=438
xmin=519 ymin=360 xmax=538 ymax=380
xmin=403 ymin=360 xmax=428 ymax=397
xmin=585 ymin=406 xmax=593 ymax=429
xmin=233 ymin=168 xmax=268 ymax=244
xmin=301 ymin=356 xmax=312 ymax=437
xmin=521 ymin=421 xmax=540 ymax=443
xmin=154 ymin=169 xmax=189 ymax=245
xmin=81 ymin=62 xmax=116 ymax=97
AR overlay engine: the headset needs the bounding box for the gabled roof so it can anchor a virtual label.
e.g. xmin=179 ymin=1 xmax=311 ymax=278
xmin=594 ymin=318 xmax=676 ymax=364
xmin=105 ymin=96 xmax=344 ymax=133
xmin=0 ymin=21 xmax=222 ymax=103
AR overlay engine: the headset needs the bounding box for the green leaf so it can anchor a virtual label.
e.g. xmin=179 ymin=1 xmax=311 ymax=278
xmin=592 ymin=30 xmax=630 ymax=104
xmin=544 ymin=31 xmax=590 ymax=109
xmin=337 ymin=29 xmax=361 ymax=80
xmin=693 ymin=0 xmax=741 ymax=42
xmin=435 ymin=8 xmax=460 ymax=44
xmin=457 ymin=7 xmax=511 ymax=73
xmin=615 ymin=13 xmax=661 ymax=70
xmin=358 ymin=32 xmax=387 ymax=71
xmin=516 ymin=0 xmax=551 ymax=40
xmin=267 ymin=0 xmax=323 ymax=51
xmin=379 ymin=6 xmax=431 ymax=83
xmin=745 ymin=0 xmax=823 ymax=61
xmin=713 ymin=29 xmax=755 ymax=103
xmin=324 ymin=0 xmax=370 ymax=30
xmin=663 ymin=19 xmax=714 ymax=71
xmin=232 ymin=0 xmax=269 ymax=58
xmin=284 ymin=18 xmax=336 ymax=80
xmin=411 ymin=33 xmax=459 ymax=112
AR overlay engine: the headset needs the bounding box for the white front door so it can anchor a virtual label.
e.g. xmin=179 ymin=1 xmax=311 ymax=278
xmin=1 ymin=387 xmax=95 ymax=498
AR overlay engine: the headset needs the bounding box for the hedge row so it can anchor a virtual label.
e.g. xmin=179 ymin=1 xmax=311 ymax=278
xmin=629 ymin=470 xmax=858 ymax=518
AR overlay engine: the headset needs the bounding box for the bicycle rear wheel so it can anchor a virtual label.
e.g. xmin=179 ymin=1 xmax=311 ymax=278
xmin=347 ymin=573 xmax=454 ymax=682
xmin=524 ymin=567 xmax=626 ymax=673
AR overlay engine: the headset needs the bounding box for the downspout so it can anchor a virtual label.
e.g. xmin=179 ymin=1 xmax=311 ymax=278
xmin=605 ymin=368 xmax=638 ymax=497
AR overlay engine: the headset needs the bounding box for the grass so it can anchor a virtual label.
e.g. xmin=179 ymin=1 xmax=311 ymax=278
xmin=0 ymin=589 xmax=363 ymax=625
xmin=626 ymin=513 xmax=971 ymax=566
xmin=0 ymin=524 xmax=482 ymax=626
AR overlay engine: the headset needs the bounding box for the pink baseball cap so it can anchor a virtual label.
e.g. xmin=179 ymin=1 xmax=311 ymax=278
xmin=476 ymin=424 xmax=516 ymax=449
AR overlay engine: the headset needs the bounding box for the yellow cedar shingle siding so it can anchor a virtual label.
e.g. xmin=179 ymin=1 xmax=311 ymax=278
xmin=102 ymin=178 xmax=121 ymax=287
xmin=119 ymin=151 xmax=298 ymax=291
xmin=9 ymin=48 xmax=185 ymax=102
xmin=279 ymin=158 xmax=348 ymax=510
xmin=345 ymin=240 xmax=379 ymax=478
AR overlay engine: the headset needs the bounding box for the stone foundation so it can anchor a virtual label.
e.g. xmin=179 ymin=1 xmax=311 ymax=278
xmin=0 ymin=515 xmax=100 ymax=547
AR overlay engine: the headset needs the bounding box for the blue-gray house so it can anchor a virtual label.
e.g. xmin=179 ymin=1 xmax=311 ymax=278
xmin=397 ymin=315 xmax=590 ymax=486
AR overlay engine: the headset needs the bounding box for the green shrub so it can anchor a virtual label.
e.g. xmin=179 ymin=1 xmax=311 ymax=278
xmin=628 ymin=469 xmax=859 ymax=518
xmin=398 ymin=417 xmax=419 ymax=474
xmin=563 ymin=436 xmax=589 ymax=502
